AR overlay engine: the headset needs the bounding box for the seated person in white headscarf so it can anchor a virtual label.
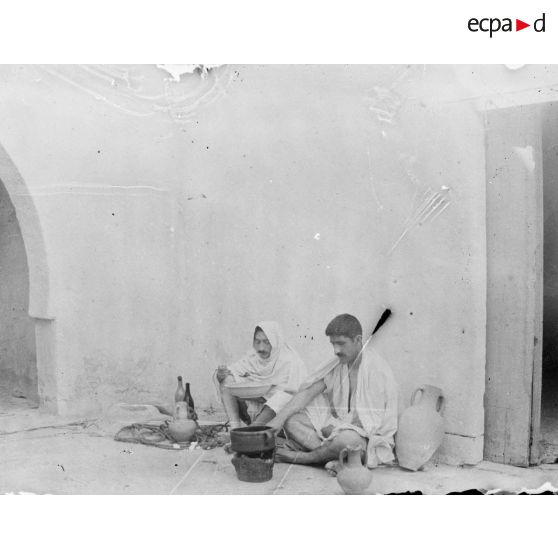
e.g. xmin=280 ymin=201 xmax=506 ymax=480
xmin=214 ymin=321 xmax=309 ymax=429
xmin=266 ymin=314 xmax=398 ymax=470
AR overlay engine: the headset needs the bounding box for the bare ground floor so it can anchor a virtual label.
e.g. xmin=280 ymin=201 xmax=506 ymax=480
xmin=1 ymin=405 xmax=557 ymax=495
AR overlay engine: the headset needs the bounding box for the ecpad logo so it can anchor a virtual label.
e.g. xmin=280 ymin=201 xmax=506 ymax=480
xmin=468 ymin=13 xmax=546 ymax=37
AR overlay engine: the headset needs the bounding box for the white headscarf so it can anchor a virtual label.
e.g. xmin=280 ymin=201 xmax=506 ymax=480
xmin=228 ymin=321 xmax=308 ymax=393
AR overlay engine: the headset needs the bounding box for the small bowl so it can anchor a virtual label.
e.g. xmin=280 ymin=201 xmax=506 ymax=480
xmin=227 ymin=383 xmax=272 ymax=399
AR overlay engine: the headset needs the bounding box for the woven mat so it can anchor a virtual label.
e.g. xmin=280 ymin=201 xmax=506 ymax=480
xmin=114 ymin=421 xmax=229 ymax=450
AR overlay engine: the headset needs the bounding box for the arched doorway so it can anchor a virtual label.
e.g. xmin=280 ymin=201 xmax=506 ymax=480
xmin=0 ymin=179 xmax=38 ymax=408
xmin=0 ymin=145 xmax=57 ymax=413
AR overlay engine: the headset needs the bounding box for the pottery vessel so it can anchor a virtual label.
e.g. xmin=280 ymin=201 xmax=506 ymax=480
xmin=168 ymin=402 xmax=197 ymax=443
xmin=336 ymin=445 xmax=373 ymax=495
xmin=230 ymin=425 xmax=276 ymax=454
xmin=231 ymin=452 xmax=275 ymax=482
xmin=395 ymin=384 xmax=445 ymax=471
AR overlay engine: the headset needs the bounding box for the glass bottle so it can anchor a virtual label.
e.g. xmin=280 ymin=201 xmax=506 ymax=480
xmin=174 ymin=376 xmax=185 ymax=403
xmin=184 ymin=382 xmax=197 ymax=421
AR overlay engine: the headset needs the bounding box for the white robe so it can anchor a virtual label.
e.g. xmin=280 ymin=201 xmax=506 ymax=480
xmin=303 ymin=347 xmax=398 ymax=468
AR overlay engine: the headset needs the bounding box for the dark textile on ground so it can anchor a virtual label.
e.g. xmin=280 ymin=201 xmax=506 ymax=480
xmin=114 ymin=421 xmax=229 ymax=450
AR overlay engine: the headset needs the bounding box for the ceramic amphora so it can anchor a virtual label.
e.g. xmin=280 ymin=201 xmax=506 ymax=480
xmin=336 ymin=445 xmax=373 ymax=495
xmin=395 ymin=384 xmax=445 ymax=471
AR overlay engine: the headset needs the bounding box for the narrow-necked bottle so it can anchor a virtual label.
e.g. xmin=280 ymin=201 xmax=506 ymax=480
xmin=184 ymin=382 xmax=197 ymax=421
xmin=174 ymin=376 xmax=185 ymax=403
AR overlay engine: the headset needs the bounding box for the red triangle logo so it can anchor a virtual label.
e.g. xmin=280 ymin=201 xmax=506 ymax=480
xmin=516 ymin=19 xmax=530 ymax=31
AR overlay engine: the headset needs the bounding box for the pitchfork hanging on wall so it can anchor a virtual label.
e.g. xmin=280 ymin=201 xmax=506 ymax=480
xmin=388 ymin=186 xmax=451 ymax=255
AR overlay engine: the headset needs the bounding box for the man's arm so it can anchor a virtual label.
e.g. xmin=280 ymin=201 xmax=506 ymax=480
xmin=267 ymin=379 xmax=326 ymax=432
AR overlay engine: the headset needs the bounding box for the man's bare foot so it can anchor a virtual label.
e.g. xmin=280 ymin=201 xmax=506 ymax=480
xmin=324 ymin=460 xmax=340 ymax=476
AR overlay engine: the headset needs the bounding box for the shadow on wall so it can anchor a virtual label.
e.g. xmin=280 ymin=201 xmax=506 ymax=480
xmin=0 ymin=179 xmax=38 ymax=403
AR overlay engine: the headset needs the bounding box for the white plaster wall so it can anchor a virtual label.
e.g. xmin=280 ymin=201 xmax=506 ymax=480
xmin=169 ymin=65 xmax=489 ymax=462
xmin=1 ymin=64 xmax=558 ymax=462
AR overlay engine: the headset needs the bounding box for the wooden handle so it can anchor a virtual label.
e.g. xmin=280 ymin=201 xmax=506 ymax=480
xmin=371 ymin=309 xmax=392 ymax=335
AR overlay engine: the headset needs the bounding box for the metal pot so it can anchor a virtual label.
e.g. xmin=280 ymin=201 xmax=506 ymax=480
xmin=230 ymin=425 xmax=276 ymax=454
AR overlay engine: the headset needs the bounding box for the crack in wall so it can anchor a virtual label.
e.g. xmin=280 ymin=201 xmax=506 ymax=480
xmin=38 ymin=64 xmax=233 ymax=122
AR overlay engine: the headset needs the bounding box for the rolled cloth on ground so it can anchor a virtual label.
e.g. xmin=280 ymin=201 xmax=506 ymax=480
xmin=302 ymin=347 xmax=399 ymax=468
xmin=214 ymin=321 xmax=309 ymax=415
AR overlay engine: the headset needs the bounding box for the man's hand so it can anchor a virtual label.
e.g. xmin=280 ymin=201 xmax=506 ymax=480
xmin=266 ymin=417 xmax=284 ymax=435
xmin=216 ymin=365 xmax=230 ymax=383
xmin=320 ymin=425 xmax=334 ymax=438
xmin=264 ymin=380 xmax=326 ymax=436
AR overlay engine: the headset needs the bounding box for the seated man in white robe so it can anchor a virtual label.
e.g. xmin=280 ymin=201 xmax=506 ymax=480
xmin=267 ymin=314 xmax=398 ymax=469
xmin=215 ymin=321 xmax=308 ymax=429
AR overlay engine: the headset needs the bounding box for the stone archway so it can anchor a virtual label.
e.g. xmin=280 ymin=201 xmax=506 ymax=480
xmin=0 ymin=144 xmax=58 ymax=413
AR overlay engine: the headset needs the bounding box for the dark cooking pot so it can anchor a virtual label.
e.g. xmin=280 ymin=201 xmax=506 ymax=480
xmin=230 ymin=425 xmax=276 ymax=453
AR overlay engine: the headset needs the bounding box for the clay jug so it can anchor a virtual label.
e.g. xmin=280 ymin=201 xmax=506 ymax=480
xmin=168 ymin=402 xmax=197 ymax=443
xmin=336 ymin=445 xmax=373 ymax=495
xmin=395 ymin=384 xmax=445 ymax=471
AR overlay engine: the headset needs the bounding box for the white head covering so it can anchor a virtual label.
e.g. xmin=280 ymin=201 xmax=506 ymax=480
xmin=229 ymin=321 xmax=308 ymax=392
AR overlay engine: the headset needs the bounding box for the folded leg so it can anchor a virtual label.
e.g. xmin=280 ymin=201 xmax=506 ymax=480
xmin=276 ymin=429 xmax=366 ymax=465
xmin=283 ymin=411 xmax=322 ymax=450
xmin=219 ymin=376 xmax=243 ymax=429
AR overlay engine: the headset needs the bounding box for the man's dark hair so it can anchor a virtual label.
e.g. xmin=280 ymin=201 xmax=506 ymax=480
xmin=325 ymin=314 xmax=363 ymax=339
xmin=253 ymin=326 xmax=264 ymax=339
